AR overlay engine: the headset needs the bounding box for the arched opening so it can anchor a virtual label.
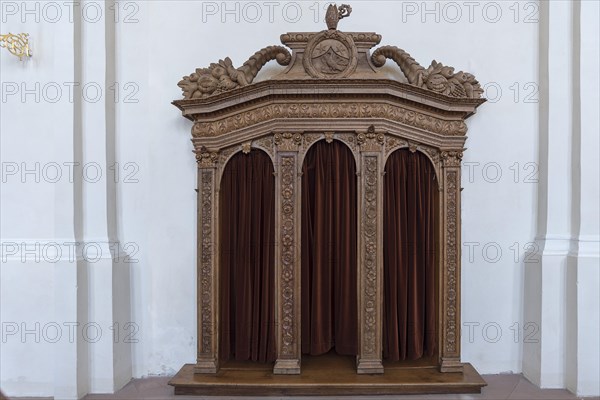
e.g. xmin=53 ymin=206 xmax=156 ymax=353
xmin=219 ymin=149 xmax=276 ymax=363
xmin=301 ymin=140 xmax=358 ymax=357
xmin=383 ymin=149 xmax=438 ymax=362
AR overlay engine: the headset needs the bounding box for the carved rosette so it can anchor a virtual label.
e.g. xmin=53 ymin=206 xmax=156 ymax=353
xmin=192 ymin=103 xmax=467 ymax=138
xmin=303 ymin=30 xmax=358 ymax=79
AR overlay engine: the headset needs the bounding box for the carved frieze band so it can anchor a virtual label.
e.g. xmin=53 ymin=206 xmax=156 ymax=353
xmin=444 ymin=169 xmax=459 ymax=356
xmin=199 ymin=169 xmax=215 ymax=356
xmin=361 ymin=155 xmax=379 ymax=356
xmin=192 ymin=103 xmax=467 ymax=138
xmin=279 ymin=155 xmax=297 ymax=357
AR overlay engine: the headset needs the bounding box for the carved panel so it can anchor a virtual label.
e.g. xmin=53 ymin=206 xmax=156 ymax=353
xmin=280 ymin=156 xmax=296 ymax=356
xmin=357 ymin=154 xmax=383 ymax=374
xmin=362 ymin=156 xmax=378 ymax=356
xmin=192 ymin=103 xmax=468 ymax=138
xmin=199 ymin=170 xmax=214 ymax=355
xmin=303 ymin=30 xmax=358 ymax=79
xmin=444 ymin=170 xmax=459 ymax=356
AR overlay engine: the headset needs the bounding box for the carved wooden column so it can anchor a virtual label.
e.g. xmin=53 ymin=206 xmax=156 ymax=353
xmin=356 ymin=128 xmax=384 ymax=374
xmin=273 ymin=133 xmax=302 ymax=374
xmin=440 ymin=150 xmax=463 ymax=373
xmin=194 ymin=148 xmax=220 ymax=374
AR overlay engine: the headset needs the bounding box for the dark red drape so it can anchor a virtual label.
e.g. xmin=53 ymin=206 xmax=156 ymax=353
xmin=301 ymin=140 xmax=358 ymax=356
xmin=219 ymin=150 xmax=276 ymax=363
xmin=383 ymin=149 xmax=437 ymax=361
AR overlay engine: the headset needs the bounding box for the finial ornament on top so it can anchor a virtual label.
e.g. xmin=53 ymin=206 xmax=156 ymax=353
xmin=326 ymin=4 xmax=352 ymax=30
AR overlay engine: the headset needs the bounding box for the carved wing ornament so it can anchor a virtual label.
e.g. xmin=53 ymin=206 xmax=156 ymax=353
xmin=371 ymin=46 xmax=483 ymax=99
xmin=178 ymin=45 xmax=292 ymax=99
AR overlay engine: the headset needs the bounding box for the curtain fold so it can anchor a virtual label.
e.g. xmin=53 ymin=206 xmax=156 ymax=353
xmin=301 ymin=140 xmax=358 ymax=356
xmin=219 ymin=150 xmax=276 ymax=363
xmin=383 ymin=149 xmax=437 ymax=361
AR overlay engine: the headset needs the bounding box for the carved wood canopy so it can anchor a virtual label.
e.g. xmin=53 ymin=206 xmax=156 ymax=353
xmin=173 ymin=5 xmax=485 ymax=377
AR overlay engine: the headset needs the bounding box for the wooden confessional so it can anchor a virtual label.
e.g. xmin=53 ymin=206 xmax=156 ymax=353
xmin=170 ymin=4 xmax=487 ymax=395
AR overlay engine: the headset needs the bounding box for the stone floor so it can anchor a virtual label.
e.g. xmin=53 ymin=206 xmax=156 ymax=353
xmin=8 ymin=374 xmax=599 ymax=400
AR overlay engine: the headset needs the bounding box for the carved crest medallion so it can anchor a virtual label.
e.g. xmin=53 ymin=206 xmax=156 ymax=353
xmin=303 ymin=30 xmax=358 ymax=79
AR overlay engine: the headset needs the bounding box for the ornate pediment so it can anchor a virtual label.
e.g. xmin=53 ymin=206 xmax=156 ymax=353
xmin=177 ymin=4 xmax=482 ymax=100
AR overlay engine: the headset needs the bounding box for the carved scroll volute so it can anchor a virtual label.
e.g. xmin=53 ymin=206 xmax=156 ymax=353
xmin=356 ymin=126 xmax=384 ymax=374
xmin=440 ymin=150 xmax=463 ymax=373
xmin=273 ymin=133 xmax=302 ymax=374
xmin=194 ymin=146 xmax=220 ymax=373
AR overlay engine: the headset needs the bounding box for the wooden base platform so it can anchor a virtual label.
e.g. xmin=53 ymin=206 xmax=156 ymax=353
xmin=169 ymin=354 xmax=487 ymax=396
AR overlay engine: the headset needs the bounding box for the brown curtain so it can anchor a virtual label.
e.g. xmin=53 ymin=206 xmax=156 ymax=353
xmin=383 ymin=149 xmax=437 ymax=361
xmin=219 ymin=150 xmax=276 ymax=363
xmin=301 ymin=140 xmax=358 ymax=356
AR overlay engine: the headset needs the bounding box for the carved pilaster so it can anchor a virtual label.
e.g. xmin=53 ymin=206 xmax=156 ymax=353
xmin=195 ymin=162 xmax=219 ymax=373
xmin=273 ymin=148 xmax=301 ymax=374
xmin=440 ymin=150 xmax=463 ymax=373
xmin=357 ymin=153 xmax=384 ymax=374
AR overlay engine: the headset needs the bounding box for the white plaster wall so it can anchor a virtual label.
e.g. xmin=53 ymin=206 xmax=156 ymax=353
xmin=1 ymin=0 xmax=597 ymax=397
xmin=1 ymin=1 xmax=77 ymax=395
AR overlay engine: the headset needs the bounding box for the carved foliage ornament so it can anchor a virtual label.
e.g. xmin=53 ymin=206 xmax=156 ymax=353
xmin=178 ymin=46 xmax=291 ymax=99
xmin=371 ymin=46 xmax=483 ymax=99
